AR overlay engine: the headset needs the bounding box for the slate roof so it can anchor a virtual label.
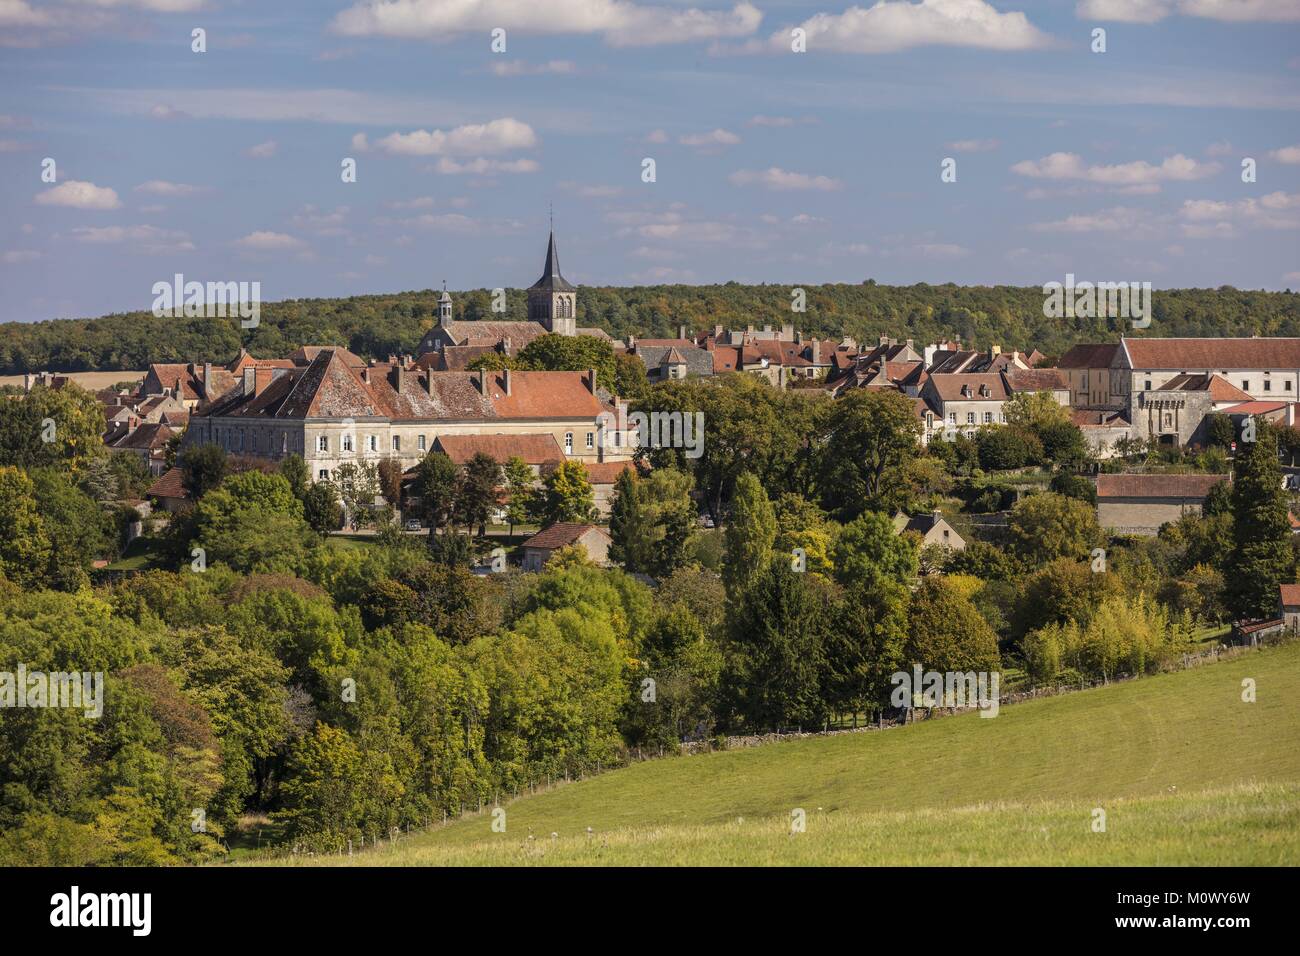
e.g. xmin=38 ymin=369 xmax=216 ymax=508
xmin=635 ymin=344 xmax=714 ymax=377
xmin=528 ymin=231 xmax=576 ymax=292
xmin=1057 ymin=343 xmax=1119 ymax=369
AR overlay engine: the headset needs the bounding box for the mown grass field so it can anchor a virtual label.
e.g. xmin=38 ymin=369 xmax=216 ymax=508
xmin=248 ymin=640 xmax=1300 ymax=867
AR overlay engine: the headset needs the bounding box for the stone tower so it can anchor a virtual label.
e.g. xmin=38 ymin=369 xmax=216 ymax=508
xmin=438 ymin=281 xmax=453 ymax=328
xmin=527 ymin=230 xmax=576 ymax=336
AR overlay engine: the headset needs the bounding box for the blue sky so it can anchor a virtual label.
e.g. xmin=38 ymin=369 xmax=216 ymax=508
xmin=1 ymin=0 xmax=1298 ymax=325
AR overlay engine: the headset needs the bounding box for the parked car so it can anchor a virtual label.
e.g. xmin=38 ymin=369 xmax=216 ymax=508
xmin=404 ymin=519 xmax=423 ymax=531
xmin=699 ymin=513 xmax=715 ymax=529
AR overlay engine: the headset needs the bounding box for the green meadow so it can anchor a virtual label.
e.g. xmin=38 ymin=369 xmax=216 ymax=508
xmin=247 ymin=641 xmax=1300 ymax=866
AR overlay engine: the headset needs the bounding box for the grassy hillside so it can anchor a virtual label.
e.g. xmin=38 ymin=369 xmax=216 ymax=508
xmin=248 ymin=640 xmax=1300 ymax=866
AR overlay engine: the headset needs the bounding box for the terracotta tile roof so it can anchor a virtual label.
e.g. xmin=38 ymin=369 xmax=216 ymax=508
xmin=146 ymin=466 xmax=189 ymax=500
xmin=111 ymin=421 xmax=176 ymax=451
xmin=433 ymin=433 xmax=564 ymax=466
xmin=1072 ymin=408 xmax=1128 ymax=428
xmin=1005 ymin=368 xmax=1068 ymax=392
xmin=1279 ymin=583 xmax=1300 ymax=607
xmin=1218 ymin=400 xmax=1290 ymax=415
xmin=420 ymin=345 xmax=508 ymax=371
xmin=1094 ymin=473 xmax=1227 ymax=500
xmin=583 ymin=460 xmax=635 ymax=485
xmin=1123 ymin=337 xmax=1300 ymax=370
xmin=927 ymin=373 xmax=1011 ymax=402
xmin=441 ymin=321 xmax=549 ymax=349
xmin=291 ymin=345 xmax=367 ymax=368
xmin=200 ymin=353 xmax=605 ymax=424
xmin=1058 ymin=343 xmax=1119 ymax=369
xmin=524 ymin=522 xmax=610 ymax=551
xmin=1158 ymin=373 xmax=1253 ymax=403
xmin=712 ymin=345 xmax=741 ymax=372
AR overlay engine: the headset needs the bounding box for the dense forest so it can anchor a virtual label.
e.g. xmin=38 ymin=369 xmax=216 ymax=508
xmin=3 ymin=283 xmax=1298 ymax=374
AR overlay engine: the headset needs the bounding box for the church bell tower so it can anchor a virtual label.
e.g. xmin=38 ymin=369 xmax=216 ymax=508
xmin=527 ymin=229 xmax=577 ymax=336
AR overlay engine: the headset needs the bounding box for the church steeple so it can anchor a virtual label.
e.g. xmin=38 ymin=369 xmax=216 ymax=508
xmin=438 ymin=279 xmax=452 ymax=328
xmin=527 ymin=226 xmax=576 ymax=335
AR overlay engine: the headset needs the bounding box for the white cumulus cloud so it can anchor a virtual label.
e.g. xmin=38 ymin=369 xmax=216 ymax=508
xmin=1011 ymin=152 xmax=1219 ymax=186
xmin=370 ymin=118 xmax=536 ymax=156
xmin=35 ymin=180 xmax=121 ymax=210
xmin=332 ymin=0 xmax=762 ymax=47
xmin=769 ymin=0 xmax=1052 ymax=54
xmin=729 ymin=167 xmax=842 ymax=191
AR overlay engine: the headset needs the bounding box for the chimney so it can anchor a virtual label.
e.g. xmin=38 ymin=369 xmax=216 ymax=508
xmin=584 ymin=368 xmax=596 ymax=393
xmin=991 ymin=344 xmax=1002 ymax=357
xmin=425 ymin=368 xmax=435 ymax=396
xmin=390 ymin=364 xmax=405 ymax=393
xmin=360 ymin=368 xmax=370 ymax=384
xmin=243 ymin=366 xmax=256 ymax=395
xmin=794 ymin=330 xmax=803 ymax=345
xmin=203 ymin=362 xmax=213 ymax=388
xmin=679 ymin=324 xmax=687 ymax=340
xmin=924 ymin=344 xmax=937 ymax=367
xmin=812 ymin=339 xmax=822 ymax=364
xmin=503 ymin=368 xmax=512 ymax=396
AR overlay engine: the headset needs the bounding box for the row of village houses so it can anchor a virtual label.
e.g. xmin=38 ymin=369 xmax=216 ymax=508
xmin=18 ymin=234 xmax=1300 ymax=549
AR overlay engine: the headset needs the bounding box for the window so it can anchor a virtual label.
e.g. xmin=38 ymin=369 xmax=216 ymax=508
xmin=392 ymin=435 xmax=401 ymax=452
xmin=948 ymin=412 xmax=956 ymax=423
xmin=586 ymin=432 xmax=594 ymax=450
xmin=564 ymin=432 xmax=574 ymax=454
xmin=318 ymin=435 xmax=329 ymax=452
xmin=966 ymin=412 xmax=975 ymax=425
xmin=1144 ymin=379 xmax=1152 ymax=390
xmin=418 ymin=434 xmax=427 ymax=451
xmin=983 ymin=412 xmax=992 ymax=424
xmin=368 ymin=435 xmax=378 ymax=453
xmin=342 ymin=433 xmax=353 ymax=453
xmin=1265 ymin=380 xmax=1272 ymax=392
xmin=318 ymin=469 xmax=329 ymax=480
xmin=1243 ymin=381 xmax=1251 ymax=391
xmin=614 ymin=431 xmax=622 ymax=448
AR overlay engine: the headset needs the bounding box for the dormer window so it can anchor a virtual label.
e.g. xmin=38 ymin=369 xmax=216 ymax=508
xmin=979 ymin=384 xmax=990 ymax=397
xmin=960 ymin=385 xmax=972 ymax=397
